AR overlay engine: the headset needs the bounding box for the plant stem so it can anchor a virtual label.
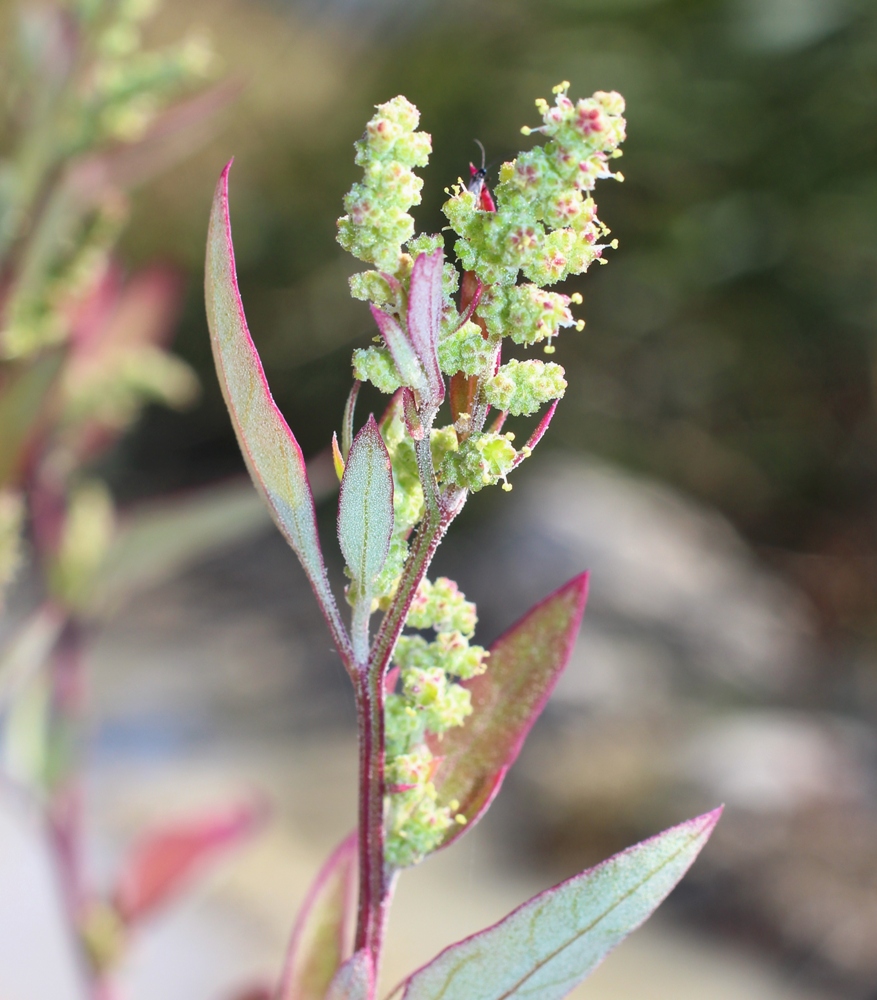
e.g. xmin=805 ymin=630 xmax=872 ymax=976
xmin=355 ymin=424 xmax=465 ymax=981
xmin=354 ymin=665 xmax=391 ymax=977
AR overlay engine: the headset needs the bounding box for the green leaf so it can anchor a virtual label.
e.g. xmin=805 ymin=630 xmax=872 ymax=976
xmin=324 ymin=950 xmax=373 ymax=1000
xmin=370 ymin=306 xmax=426 ymax=393
xmin=206 ymin=162 xmax=346 ymax=653
xmin=402 ymin=809 xmax=723 ymax=1000
xmin=429 ymin=574 xmax=589 ymax=849
xmin=277 ymin=833 xmax=357 ymax=1000
xmin=337 ymin=415 xmax=394 ymax=596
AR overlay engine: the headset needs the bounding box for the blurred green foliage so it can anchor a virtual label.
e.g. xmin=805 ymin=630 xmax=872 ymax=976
xmin=117 ymin=0 xmax=877 ymax=637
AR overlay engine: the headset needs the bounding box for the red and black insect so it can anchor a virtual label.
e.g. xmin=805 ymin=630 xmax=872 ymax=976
xmin=467 ymin=139 xmax=496 ymax=213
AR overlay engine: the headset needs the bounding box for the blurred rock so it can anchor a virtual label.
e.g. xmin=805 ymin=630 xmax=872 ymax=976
xmin=452 ymin=452 xmax=816 ymax=700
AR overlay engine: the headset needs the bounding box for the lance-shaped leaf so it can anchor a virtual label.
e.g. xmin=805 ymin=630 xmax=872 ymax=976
xmin=428 ymin=573 xmax=588 ymax=848
xmin=206 ymin=162 xmax=348 ymax=657
xmin=370 ymin=306 xmax=426 ymax=393
xmin=276 ymin=832 xmax=357 ymax=1000
xmin=406 ymin=249 xmax=445 ymax=404
xmin=324 ymin=950 xmax=373 ymax=1000
xmin=114 ymin=799 xmax=266 ymax=924
xmin=402 ymin=808 xmax=723 ymax=1000
xmin=338 ymin=416 xmax=394 ymax=596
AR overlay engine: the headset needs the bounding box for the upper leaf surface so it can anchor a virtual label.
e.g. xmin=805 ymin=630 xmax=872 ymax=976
xmin=205 ymin=162 xmax=328 ymax=598
xmin=338 ymin=415 xmax=394 ymax=595
xmin=276 ymin=832 xmax=357 ymax=1000
xmin=406 ymin=249 xmax=445 ymax=403
xmin=402 ymin=808 xmax=722 ymax=1000
xmin=370 ymin=305 xmax=426 ymax=393
xmin=429 ymin=573 xmax=588 ymax=848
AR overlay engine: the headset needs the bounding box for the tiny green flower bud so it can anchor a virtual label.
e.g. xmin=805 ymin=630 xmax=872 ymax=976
xmin=441 ymin=432 xmax=518 ymax=492
xmin=352 ymin=345 xmax=403 ymax=394
xmin=337 ymin=97 xmax=432 ymax=274
xmin=484 ymin=358 xmax=567 ymax=417
xmin=438 ymin=321 xmax=498 ymax=377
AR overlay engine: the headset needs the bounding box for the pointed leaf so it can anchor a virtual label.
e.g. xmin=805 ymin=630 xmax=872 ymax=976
xmin=406 ymin=249 xmax=445 ymax=403
xmin=429 ymin=573 xmax=588 ymax=848
xmin=402 ymin=808 xmax=723 ymax=1000
xmin=338 ymin=416 xmax=394 ymax=595
xmin=276 ymin=832 xmax=357 ymax=1000
xmin=206 ymin=163 xmax=343 ymax=648
xmin=332 ymin=433 xmax=346 ymax=482
xmin=114 ymin=799 xmax=266 ymax=923
xmin=370 ymin=305 xmax=426 ymax=392
xmin=324 ymin=950 xmax=373 ymax=1000
xmin=511 ymin=400 xmax=558 ymax=470
xmin=341 ymin=381 xmax=360 ymax=461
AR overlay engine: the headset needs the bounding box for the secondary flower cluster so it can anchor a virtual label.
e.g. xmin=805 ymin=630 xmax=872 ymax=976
xmin=385 ymin=576 xmax=487 ymax=868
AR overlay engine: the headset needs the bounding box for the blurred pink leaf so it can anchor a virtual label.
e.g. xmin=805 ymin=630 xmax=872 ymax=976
xmin=205 ymin=161 xmax=349 ymax=660
xmin=337 ymin=415 xmax=394 ymax=599
xmin=114 ymin=799 xmax=266 ymax=924
xmin=67 ymin=81 xmax=240 ymax=207
xmin=69 ymin=264 xmax=183 ymax=358
xmin=276 ymin=832 xmax=357 ymax=1000
xmin=429 ymin=573 xmax=589 ymax=849
xmin=402 ymin=809 xmax=722 ymax=1000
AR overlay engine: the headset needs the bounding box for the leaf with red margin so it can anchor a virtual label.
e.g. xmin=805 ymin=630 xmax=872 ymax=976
xmin=406 ymin=249 xmax=445 ymax=404
xmin=402 ymin=808 xmax=723 ymax=1000
xmin=205 ymin=162 xmax=347 ymax=657
xmin=369 ymin=306 xmax=425 ymax=393
xmin=276 ymin=833 xmax=357 ymax=1000
xmin=114 ymin=800 xmax=265 ymax=923
xmin=428 ymin=573 xmax=588 ymax=849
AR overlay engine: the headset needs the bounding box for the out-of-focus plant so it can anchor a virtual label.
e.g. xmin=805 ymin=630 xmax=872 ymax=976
xmin=206 ymin=83 xmax=722 ymax=999
xmin=0 ymin=2 xmax=269 ymax=996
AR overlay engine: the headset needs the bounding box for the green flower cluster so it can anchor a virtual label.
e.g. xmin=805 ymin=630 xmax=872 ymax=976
xmin=438 ymin=320 xmax=499 ymax=377
xmin=385 ymin=577 xmax=488 ymax=868
xmin=484 ymin=358 xmax=567 ymax=417
xmin=443 ymin=82 xmax=625 ymax=289
xmin=440 ymin=431 xmax=518 ymax=493
xmin=337 ymin=97 xmax=432 ymax=275
xmin=477 ymin=284 xmax=583 ymax=352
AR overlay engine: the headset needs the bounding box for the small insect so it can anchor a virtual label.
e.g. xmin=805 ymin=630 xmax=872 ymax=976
xmin=467 ymin=139 xmax=496 ymax=213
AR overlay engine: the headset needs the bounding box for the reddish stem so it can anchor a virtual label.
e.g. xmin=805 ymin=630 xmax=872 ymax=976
xmin=354 ymin=669 xmax=391 ymax=970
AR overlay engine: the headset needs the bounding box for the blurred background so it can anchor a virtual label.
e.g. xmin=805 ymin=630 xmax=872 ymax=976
xmin=2 ymin=0 xmax=877 ymax=998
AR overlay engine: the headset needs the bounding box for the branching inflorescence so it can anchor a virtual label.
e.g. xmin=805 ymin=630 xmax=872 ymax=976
xmin=206 ymin=81 xmax=721 ymax=1000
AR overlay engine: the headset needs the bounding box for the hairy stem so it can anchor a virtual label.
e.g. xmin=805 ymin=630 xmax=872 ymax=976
xmin=354 ymin=666 xmax=392 ymax=976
